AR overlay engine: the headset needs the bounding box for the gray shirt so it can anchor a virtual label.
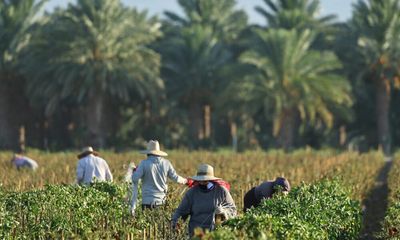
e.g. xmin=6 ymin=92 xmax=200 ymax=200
xmin=254 ymin=181 xmax=274 ymax=201
xmin=172 ymin=185 xmax=237 ymax=236
xmin=76 ymin=154 xmax=113 ymax=184
xmin=131 ymin=156 xmax=186 ymax=209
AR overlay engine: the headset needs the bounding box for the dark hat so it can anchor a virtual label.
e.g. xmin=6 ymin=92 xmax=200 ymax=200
xmin=274 ymin=177 xmax=291 ymax=192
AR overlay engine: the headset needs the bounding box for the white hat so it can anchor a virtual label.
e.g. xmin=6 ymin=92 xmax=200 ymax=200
xmin=77 ymin=146 xmax=99 ymax=159
xmin=191 ymin=164 xmax=221 ymax=181
xmin=140 ymin=140 xmax=168 ymax=157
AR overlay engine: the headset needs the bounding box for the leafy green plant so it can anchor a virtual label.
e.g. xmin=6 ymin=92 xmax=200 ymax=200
xmin=207 ymin=180 xmax=361 ymax=239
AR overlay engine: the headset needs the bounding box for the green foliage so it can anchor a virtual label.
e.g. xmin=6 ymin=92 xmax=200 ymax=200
xmin=0 ymin=182 xmax=130 ymax=239
xmin=380 ymin=200 xmax=400 ymax=239
xmin=235 ymin=28 xmax=352 ymax=148
xmin=21 ymin=0 xmax=163 ymax=114
xmin=0 ymin=0 xmax=46 ymax=70
xmin=207 ymin=180 xmax=361 ymax=239
xmin=0 ymin=150 xmax=385 ymax=239
xmin=158 ymin=0 xmax=248 ymax=147
xmin=380 ymin=155 xmax=400 ymax=239
xmin=255 ymin=0 xmax=336 ymax=31
xmin=164 ymin=0 xmax=247 ymax=44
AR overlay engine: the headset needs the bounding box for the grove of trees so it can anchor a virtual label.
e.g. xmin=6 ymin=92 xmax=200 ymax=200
xmin=1 ymin=0 xmax=400 ymax=153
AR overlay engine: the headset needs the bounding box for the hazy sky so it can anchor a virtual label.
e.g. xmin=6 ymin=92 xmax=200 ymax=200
xmin=45 ymin=0 xmax=355 ymax=24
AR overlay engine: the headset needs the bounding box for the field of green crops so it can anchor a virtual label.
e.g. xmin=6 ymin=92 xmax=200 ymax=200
xmin=380 ymin=153 xmax=400 ymax=239
xmin=0 ymin=149 xmax=397 ymax=239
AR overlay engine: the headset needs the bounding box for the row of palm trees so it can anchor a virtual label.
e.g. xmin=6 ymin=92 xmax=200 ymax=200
xmin=0 ymin=0 xmax=399 ymax=153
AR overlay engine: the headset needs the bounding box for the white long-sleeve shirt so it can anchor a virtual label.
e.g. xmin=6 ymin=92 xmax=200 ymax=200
xmin=12 ymin=156 xmax=38 ymax=170
xmin=131 ymin=156 xmax=186 ymax=210
xmin=76 ymin=154 xmax=113 ymax=184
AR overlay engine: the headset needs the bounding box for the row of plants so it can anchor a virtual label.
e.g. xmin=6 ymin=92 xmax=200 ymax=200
xmin=0 ymin=180 xmax=363 ymax=239
xmin=381 ymin=155 xmax=400 ymax=239
xmin=206 ymin=180 xmax=361 ymax=240
xmin=204 ymin=151 xmax=386 ymax=239
xmin=0 ymin=150 xmax=386 ymax=238
xmin=0 ymin=149 xmax=351 ymax=191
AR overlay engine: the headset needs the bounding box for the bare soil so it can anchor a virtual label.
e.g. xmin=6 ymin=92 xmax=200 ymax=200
xmin=360 ymin=158 xmax=393 ymax=240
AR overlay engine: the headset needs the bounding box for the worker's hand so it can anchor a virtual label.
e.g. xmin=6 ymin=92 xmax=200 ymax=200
xmin=215 ymin=206 xmax=228 ymax=221
xmin=215 ymin=206 xmax=228 ymax=217
xmin=170 ymin=221 xmax=179 ymax=231
xmin=215 ymin=205 xmax=225 ymax=214
xmin=129 ymin=162 xmax=137 ymax=172
xmin=130 ymin=209 xmax=135 ymax=217
xmin=186 ymin=178 xmax=194 ymax=187
xmin=129 ymin=207 xmax=135 ymax=217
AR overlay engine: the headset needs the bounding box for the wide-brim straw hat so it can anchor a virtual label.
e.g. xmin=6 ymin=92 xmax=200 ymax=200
xmin=77 ymin=146 xmax=99 ymax=159
xmin=139 ymin=140 xmax=168 ymax=157
xmin=191 ymin=164 xmax=221 ymax=181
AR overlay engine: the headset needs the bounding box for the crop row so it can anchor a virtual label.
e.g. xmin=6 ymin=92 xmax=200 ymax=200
xmin=0 ymin=150 xmax=386 ymax=239
xmin=380 ymin=155 xmax=400 ymax=239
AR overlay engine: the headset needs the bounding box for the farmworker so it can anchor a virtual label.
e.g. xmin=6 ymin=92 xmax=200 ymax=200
xmin=124 ymin=161 xmax=137 ymax=183
xmin=171 ymin=163 xmax=237 ymax=237
xmin=243 ymin=177 xmax=291 ymax=212
xmin=11 ymin=153 xmax=38 ymax=171
xmin=76 ymin=146 xmax=113 ymax=185
xmin=130 ymin=140 xmax=189 ymax=215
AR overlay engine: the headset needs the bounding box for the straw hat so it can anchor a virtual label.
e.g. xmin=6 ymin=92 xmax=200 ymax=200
xmin=77 ymin=146 xmax=99 ymax=159
xmin=140 ymin=140 xmax=168 ymax=157
xmin=191 ymin=164 xmax=221 ymax=181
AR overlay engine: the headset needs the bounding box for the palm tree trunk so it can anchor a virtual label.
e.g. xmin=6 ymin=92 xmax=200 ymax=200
xmin=277 ymin=108 xmax=298 ymax=151
xmin=86 ymin=88 xmax=106 ymax=148
xmin=204 ymin=105 xmax=211 ymax=139
xmin=0 ymin=75 xmax=20 ymax=150
xmin=376 ymin=75 xmax=391 ymax=155
xmin=188 ymin=102 xmax=204 ymax=144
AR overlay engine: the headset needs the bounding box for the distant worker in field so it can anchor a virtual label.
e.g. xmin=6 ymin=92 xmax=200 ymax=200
xmin=124 ymin=161 xmax=137 ymax=183
xmin=76 ymin=146 xmax=113 ymax=185
xmin=171 ymin=164 xmax=237 ymax=237
xmin=243 ymin=177 xmax=291 ymax=212
xmin=11 ymin=153 xmax=38 ymax=171
xmin=130 ymin=140 xmax=189 ymax=216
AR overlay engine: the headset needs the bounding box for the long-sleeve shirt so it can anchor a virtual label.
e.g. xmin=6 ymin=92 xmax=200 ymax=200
xmin=12 ymin=156 xmax=38 ymax=170
xmin=254 ymin=181 xmax=274 ymax=201
xmin=130 ymin=156 xmax=186 ymax=209
xmin=76 ymin=154 xmax=113 ymax=184
xmin=172 ymin=185 xmax=237 ymax=237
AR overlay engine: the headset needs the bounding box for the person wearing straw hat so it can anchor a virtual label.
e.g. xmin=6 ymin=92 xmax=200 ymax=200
xmin=76 ymin=146 xmax=113 ymax=185
xmin=171 ymin=164 xmax=237 ymax=237
xmin=243 ymin=177 xmax=291 ymax=212
xmin=130 ymin=140 xmax=189 ymax=216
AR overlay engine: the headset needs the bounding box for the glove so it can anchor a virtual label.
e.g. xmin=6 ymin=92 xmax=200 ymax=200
xmin=215 ymin=206 xmax=228 ymax=220
xmin=215 ymin=206 xmax=225 ymax=215
xmin=186 ymin=178 xmax=194 ymax=187
xmin=130 ymin=208 xmax=135 ymax=217
xmin=171 ymin=221 xmax=179 ymax=231
xmin=129 ymin=205 xmax=136 ymax=217
xmin=129 ymin=162 xmax=137 ymax=172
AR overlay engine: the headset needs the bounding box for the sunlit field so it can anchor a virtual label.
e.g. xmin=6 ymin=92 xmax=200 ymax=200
xmin=0 ymin=149 xmax=393 ymax=239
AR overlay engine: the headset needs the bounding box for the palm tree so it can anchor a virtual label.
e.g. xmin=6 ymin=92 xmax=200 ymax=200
xmin=0 ymin=0 xmax=46 ymax=150
xmin=255 ymin=0 xmax=336 ymax=30
xmin=255 ymin=0 xmax=338 ymax=52
xmin=20 ymin=0 xmax=162 ymax=148
xmin=238 ymin=29 xmax=352 ymax=149
xmin=160 ymin=0 xmax=247 ymax=146
xmin=160 ymin=25 xmax=232 ymax=144
xmin=164 ymin=0 xmax=247 ymax=44
xmin=350 ymin=0 xmax=400 ymax=154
